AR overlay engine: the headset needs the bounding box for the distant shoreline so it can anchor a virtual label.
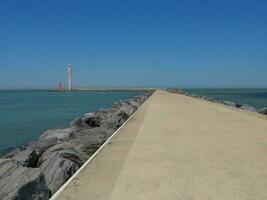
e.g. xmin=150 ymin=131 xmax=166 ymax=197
xmin=48 ymin=88 xmax=158 ymax=92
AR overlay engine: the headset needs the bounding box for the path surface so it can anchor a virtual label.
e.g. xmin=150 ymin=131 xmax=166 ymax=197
xmin=54 ymin=90 xmax=267 ymax=200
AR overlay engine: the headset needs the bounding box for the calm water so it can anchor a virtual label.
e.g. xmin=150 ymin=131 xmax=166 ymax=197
xmin=0 ymin=90 xmax=142 ymax=155
xmin=186 ymin=88 xmax=267 ymax=109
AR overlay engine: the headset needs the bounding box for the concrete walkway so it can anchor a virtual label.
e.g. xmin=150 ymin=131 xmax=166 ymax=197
xmin=54 ymin=90 xmax=267 ymax=200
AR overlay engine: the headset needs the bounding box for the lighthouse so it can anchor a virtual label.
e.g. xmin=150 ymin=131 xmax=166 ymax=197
xmin=67 ymin=64 xmax=72 ymax=91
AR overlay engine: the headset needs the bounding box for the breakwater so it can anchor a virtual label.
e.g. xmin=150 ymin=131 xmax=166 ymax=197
xmin=48 ymin=88 xmax=157 ymax=93
xmin=0 ymin=92 xmax=152 ymax=200
xmin=50 ymin=90 xmax=267 ymax=200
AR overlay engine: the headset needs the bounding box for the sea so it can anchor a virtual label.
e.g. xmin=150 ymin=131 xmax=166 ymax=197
xmin=185 ymin=88 xmax=267 ymax=109
xmin=0 ymin=90 xmax=142 ymax=155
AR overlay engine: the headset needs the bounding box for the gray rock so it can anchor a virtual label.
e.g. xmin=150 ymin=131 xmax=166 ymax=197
xmin=69 ymin=127 xmax=110 ymax=156
xmin=38 ymin=143 xmax=88 ymax=194
xmin=82 ymin=112 xmax=103 ymax=128
xmin=190 ymin=93 xmax=198 ymax=98
xmin=239 ymin=104 xmax=256 ymax=112
xmin=221 ymin=100 xmax=237 ymax=107
xmin=39 ymin=128 xmax=76 ymax=141
xmin=201 ymin=96 xmax=214 ymax=101
xmin=100 ymin=114 xmax=122 ymax=129
xmin=13 ymin=172 xmax=50 ymax=200
xmin=3 ymin=146 xmax=33 ymax=166
xmin=0 ymin=159 xmax=50 ymax=200
xmin=258 ymin=107 xmax=267 ymax=115
xmin=28 ymin=138 xmax=60 ymax=154
xmin=70 ymin=117 xmax=89 ymax=130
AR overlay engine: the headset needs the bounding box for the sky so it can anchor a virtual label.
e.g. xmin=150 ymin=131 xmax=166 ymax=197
xmin=0 ymin=0 xmax=266 ymax=89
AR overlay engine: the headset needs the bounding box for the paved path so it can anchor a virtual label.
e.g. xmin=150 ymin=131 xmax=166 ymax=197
xmin=54 ymin=90 xmax=267 ymax=200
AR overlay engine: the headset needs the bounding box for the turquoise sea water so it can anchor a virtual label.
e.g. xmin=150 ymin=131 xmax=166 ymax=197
xmin=0 ymin=90 xmax=142 ymax=155
xmin=185 ymin=88 xmax=267 ymax=109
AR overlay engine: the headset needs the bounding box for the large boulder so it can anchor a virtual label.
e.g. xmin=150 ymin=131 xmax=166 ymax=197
xmin=70 ymin=117 xmax=89 ymax=130
xmin=69 ymin=127 xmax=110 ymax=156
xmin=38 ymin=143 xmax=88 ymax=194
xmin=113 ymin=100 xmax=136 ymax=115
xmin=3 ymin=145 xmax=34 ymax=166
xmin=100 ymin=111 xmax=128 ymax=131
xmin=39 ymin=128 xmax=76 ymax=141
xmin=3 ymin=138 xmax=63 ymax=168
xmin=28 ymin=138 xmax=60 ymax=155
xmin=0 ymin=159 xmax=50 ymax=200
xmin=82 ymin=112 xmax=108 ymax=128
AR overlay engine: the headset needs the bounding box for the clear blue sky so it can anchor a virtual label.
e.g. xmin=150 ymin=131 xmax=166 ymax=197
xmin=0 ymin=0 xmax=266 ymax=89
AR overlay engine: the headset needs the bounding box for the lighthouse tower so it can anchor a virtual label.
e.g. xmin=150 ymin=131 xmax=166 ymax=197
xmin=67 ymin=64 xmax=72 ymax=91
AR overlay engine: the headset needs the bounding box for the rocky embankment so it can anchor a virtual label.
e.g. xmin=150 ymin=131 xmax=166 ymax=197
xmin=0 ymin=93 xmax=152 ymax=200
xmin=167 ymin=89 xmax=267 ymax=115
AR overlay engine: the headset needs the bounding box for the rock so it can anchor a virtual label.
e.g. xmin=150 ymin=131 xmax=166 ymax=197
xmin=258 ymin=107 xmax=267 ymax=115
xmin=28 ymin=138 xmax=60 ymax=155
xmin=4 ymin=148 xmax=40 ymax=168
xmin=221 ymin=100 xmax=237 ymax=107
xmin=201 ymin=96 xmax=214 ymax=101
xmin=70 ymin=117 xmax=89 ymax=130
xmin=3 ymin=146 xmax=33 ymax=166
xmin=0 ymin=158 xmax=18 ymax=177
xmin=39 ymin=128 xmax=76 ymax=141
xmin=100 ymin=114 xmax=122 ymax=129
xmin=69 ymin=127 xmax=110 ymax=156
xmin=235 ymin=103 xmax=242 ymax=108
xmin=84 ymin=112 xmax=94 ymax=116
xmin=13 ymin=172 xmax=50 ymax=200
xmin=38 ymin=143 xmax=88 ymax=194
xmin=0 ymin=159 xmax=50 ymax=200
xmin=190 ymin=93 xmax=198 ymax=98
xmin=83 ymin=112 xmax=103 ymax=128
xmin=239 ymin=104 xmax=256 ymax=112
xmin=25 ymin=150 xmax=39 ymax=168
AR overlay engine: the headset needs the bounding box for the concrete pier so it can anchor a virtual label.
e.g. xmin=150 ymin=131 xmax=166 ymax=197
xmin=53 ymin=90 xmax=267 ymax=200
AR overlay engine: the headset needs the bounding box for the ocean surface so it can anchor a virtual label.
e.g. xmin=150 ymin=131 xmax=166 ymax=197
xmin=186 ymin=88 xmax=267 ymax=109
xmin=0 ymin=90 xmax=142 ymax=155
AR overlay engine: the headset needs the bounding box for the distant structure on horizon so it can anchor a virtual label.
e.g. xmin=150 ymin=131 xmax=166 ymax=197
xmin=67 ymin=64 xmax=72 ymax=91
xmin=57 ymin=81 xmax=63 ymax=90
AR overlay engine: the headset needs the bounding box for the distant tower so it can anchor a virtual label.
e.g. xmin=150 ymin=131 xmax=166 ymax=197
xmin=67 ymin=64 xmax=72 ymax=91
xmin=57 ymin=81 xmax=62 ymax=90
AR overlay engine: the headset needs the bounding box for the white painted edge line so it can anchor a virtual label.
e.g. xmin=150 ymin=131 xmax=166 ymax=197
xmin=50 ymin=95 xmax=151 ymax=200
